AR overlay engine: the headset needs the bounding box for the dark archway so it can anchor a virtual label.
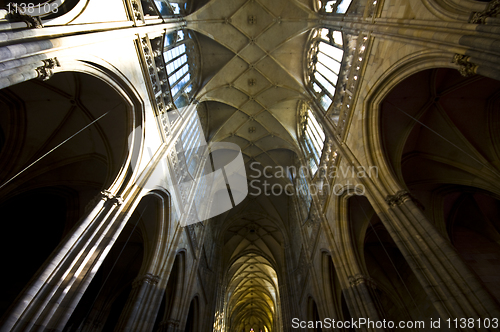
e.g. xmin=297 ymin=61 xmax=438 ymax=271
xmin=446 ymin=190 xmax=500 ymax=301
xmin=62 ymin=192 xmax=170 ymax=331
xmin=153 ymin=251 xmax=186 ymax=331
xmin=322 ymin=253 xmax=350 ymax=330
xmin=306 ymin=297 xmax=322 ymax=332
xmin=380 ymin=68 xmax=500 ymax=195
xmin=347 ymin=195 xmax=439 ymax=329
xmin=340 ymin=293 xmax=353 ymax=332
xmin=380 ymin=68 xmax=500 ymax=304
xmin=0 ymin=187 xmax=75 ymax=316
xmin=184 ymin=296 xmax=199 ymax=332
xmin=62 ymin=202 xmax=148 ymax=331
xmin=0 ymin=71 xmax=133 ymax=318
xmin=326 ymin=256 xmax=354 ymax=331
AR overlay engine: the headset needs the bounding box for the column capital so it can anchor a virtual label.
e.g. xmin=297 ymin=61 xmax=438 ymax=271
xmin=84 ymin=189 xmax=122 ymax=213
xmin=385 ymin=190 xmax=412 ymax=207
xmin=91 ymin=320 xmax=103 ymax=329
xmin=5 ymin=7 xmax=43 ymax=28
xmin=452 ymin=54 xmax=478 ymax=77
xmin=469 ymin=0 xmax=500 ymax=24
xmin=35 ymin=58 xmax=60 ymax=81
xmin=348 ymin=274 xmax=377 ymax=289
xmin=100 ymin=190 xmax=124 ymax=205
xmin=133 ymin=273 xmax=161 ymax=289
xmin=159 ymin=319 xmax=180 ymax=332
xmin=166 ymin=319 xmax=180 ymax=325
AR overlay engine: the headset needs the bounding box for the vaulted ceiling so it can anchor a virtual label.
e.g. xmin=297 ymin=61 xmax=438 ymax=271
xmin=381 ymin=68 xmax=500 ymax=199
xmin=189 ymin=0 xmax=317 ymax=159
xmin=186 ymin=0 xmax=319 ymax=330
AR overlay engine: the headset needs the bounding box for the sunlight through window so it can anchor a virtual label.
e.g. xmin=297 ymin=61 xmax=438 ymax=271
xmin=300 ymin=103 xmax=325 ymax=177
xmin=154 ymin=0 xmax=188 ymax=16
xmin=162 ymin=29 xmax=199 ymax=111
xmin=319 ymin=0 xmax=353 ymax=13
xmin=307 ymin=28 xmax=345 ymax=112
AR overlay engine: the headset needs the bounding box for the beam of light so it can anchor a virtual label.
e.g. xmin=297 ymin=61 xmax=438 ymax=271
xmin=386 ymin=101 xmax=498 ymax=175
xmin=0 ymin=111 xmax=108 ymax=191
xmin=78 ymin=203 xmax=149 ymax=328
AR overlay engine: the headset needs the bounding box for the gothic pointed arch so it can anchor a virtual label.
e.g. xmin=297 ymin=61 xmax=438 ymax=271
xmin=0 ymin=69 xmax=144 ymax=318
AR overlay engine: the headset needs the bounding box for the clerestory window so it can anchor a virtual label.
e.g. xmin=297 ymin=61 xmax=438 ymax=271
xmin=180 ymin=110 xmax=205 ymax=176
xmin=299 ymin=103 xmax=325 ymax=176
xmin=307 ymin=28 xmax=345 ymax=112
xmin=162 ymin=29 xmax=199 ymax=111
xmin=154 ymin=0 xmax=190 ymax=17
xmin=296 ymin=168 xmax=312 ymax=219
xmin=318 ymin=0 xmax=353 ymax=14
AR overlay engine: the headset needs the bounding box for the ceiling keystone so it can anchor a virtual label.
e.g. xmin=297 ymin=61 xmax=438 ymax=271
xmin=248 ymin=15 xmax=257 ymax=25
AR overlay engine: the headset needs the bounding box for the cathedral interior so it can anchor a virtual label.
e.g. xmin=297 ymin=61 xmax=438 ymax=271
xmin=0 ymin=0 xmax=500 ymax=331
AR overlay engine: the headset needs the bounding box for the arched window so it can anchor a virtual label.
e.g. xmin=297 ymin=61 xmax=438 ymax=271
xmin=318 ymin=0 xmax=353 ymax=14
xmin=307 ymin=28 xmax=345 ymax=112
xmin=180 ymin=109 xmax=205 ymax=176
xmin=162 ymin=29 xmax=199 ymax=111
xmin=297 ymin=168 xmax=312 ymax=218
xmin=299 ymin=103 xmax=325 ymax=176
xmin=154 ymin=0 xmax=191 ymax=17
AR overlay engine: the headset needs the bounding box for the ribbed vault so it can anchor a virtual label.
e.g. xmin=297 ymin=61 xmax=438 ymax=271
xmin=220 ymin=203 xmax=284 ymax=332
xmin=188 ymin=1 xmax=320 ymax=331
xmin=381 ymin=68 xmax=500 ymax=196
xmin=226 ymin=253 xmax=278 ymax=332
xmin=188 ymin=0 xmax=318 ymax=182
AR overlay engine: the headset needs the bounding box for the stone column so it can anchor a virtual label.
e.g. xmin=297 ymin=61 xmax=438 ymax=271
xmin=115 ymin=273 xmax=163 ymax=332
xmin=0 ymin=190 xmax=127 ymax=332
xmin=0 ymin=55 xmax=60 ymax=89
xmin=155 ymin=269 xmax=185 ymax=332
xmin=278 ymin=284 xmax=289 ymax=332
xmin=344 ymin=274 xmax=388 ymax=332
xmin=157 ymin=319 xmax=180 ymax=332
xmin=452 ymin=53 xmax=500 ymax=81
xmin=212 ymin=248 xmax=227 ymax=332
xmin=383 ymin=190 xmax=500 ymax=323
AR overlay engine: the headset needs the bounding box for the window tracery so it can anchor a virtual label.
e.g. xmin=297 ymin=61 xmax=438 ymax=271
xmin=317 ymin=0 xmax=353 ymax=14
xmin=154 ymin=0 xmax=190 ymax=16
xmin=162 ymin=29 xmax=200 ymax=111
xmin=180 ymin=109 xmax=205 ymax=176
xmin=299 ymin=103 xmax=325 ymax=176
xmin=306 ymin=28 xmax=345 ymax=112
xmin=296 ymin=168 xmax=312 ymax=220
